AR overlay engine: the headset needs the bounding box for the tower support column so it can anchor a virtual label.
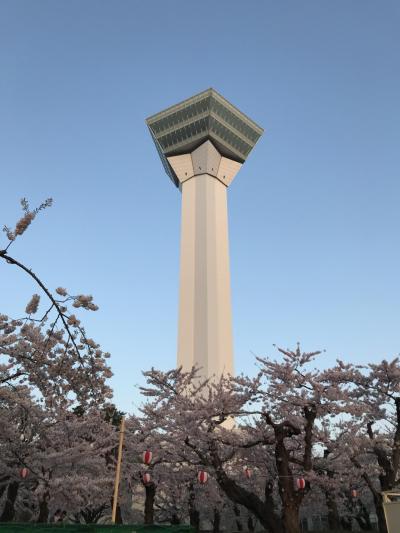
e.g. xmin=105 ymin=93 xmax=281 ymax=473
xmin=178 ymin=173 xmax=234 ymax=378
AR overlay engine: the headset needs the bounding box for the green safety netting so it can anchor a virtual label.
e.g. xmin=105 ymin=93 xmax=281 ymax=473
xmin=0 ymin=525 xmax=194 ymax=533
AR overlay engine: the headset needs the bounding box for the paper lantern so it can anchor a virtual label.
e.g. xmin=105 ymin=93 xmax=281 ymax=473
xmin=142 ymin=472 xmax=151 ymax=485
xmin=351 ymin=489 xmax=357 ymax=498
xmin=296 ymin=478 xmax=306 ymax=490
xmin=20 ymin=468 xmax=28 ymax=479
xmin=198 ymin=471 xmax=208 ymax=484
xmin=143 ymin=450 xmax=152 ymax=465
xmin=243 ymin=467 xmax=252 ymax=479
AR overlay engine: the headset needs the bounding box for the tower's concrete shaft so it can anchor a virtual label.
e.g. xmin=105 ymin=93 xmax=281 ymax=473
xmin=146 ymin=89 xmax=263 ymax=380
xmin=168 ymin=140 xmax=241 ymax=375
xmin=178 ymin=173 xmax=232 ymax=376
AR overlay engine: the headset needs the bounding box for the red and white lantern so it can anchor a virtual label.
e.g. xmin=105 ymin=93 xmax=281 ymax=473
xmin=142 ymin=450 xmax=152 ymax=465
xmin=142 ymin=472 xmax=151 ymax=485
xmin=243 ymin=467 xmax=252 ymax=479
xmin=19 ymin=468 xmax=28 ymax=479
xmin=351 ymin=489 xmax=358 ymax=498
xmin=198 ymin=471 xmax=208 ymax=484
xmin=296 ymin=478 xmax=306 ymax=490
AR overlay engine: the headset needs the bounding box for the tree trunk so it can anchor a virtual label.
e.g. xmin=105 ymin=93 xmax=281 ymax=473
xmin=0 ymin=477 xmax=10 ymax=501
xmin=189 ymin=508 xmax=200 ymax=531
xmin=115 ymin=503 xmax=123 ymax=524
xmin=247 ymin=514 xmax=256 ymax=532
xmin=144 ymin=482 xmax=156 ymax=525
xmin=355 ymin=499 xmax=373 ymax=530
xmin=215 ymin=469 xmax=282 ymax=533
xmin=0 ymin=481 xmax=19 ymax=522
xmin=282 ymin=502 xmax=301 ymax=533
xmin=37 ymin=489 xmax=50 ymax=523
xmin=233 ymin=505 xmax=243 ymax=531
xmin=188 ymin=483 xmax=200 ymax=533
xmin=212 ymin=508 xmax=221 ymax=533
xmin=325 ymin=490 xmax=341 ymax=530
xmin=352 ymin=454 xmax=387 ymax=533
xmin=275 ymin=431 xmax=301 ymax=533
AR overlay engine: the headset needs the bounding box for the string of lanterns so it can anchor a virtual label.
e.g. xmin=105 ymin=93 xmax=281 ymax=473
xmin=15 ymin=447 xmax=359 ymax=498
xmin=140 ymin=450 xmax=360 ymax=497
xmin=140 ymin=450 xmax=310 ymax=489
xmin=19 ymin=460 xmax=359 ymax=501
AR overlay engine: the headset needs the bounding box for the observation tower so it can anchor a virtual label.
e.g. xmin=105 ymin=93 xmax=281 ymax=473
xmin=146 ymin=89 xmax=263 ymax=380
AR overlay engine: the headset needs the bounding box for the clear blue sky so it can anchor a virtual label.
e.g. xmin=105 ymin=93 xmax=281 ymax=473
xmin=1 ymin=1 xmax=399 ymax=412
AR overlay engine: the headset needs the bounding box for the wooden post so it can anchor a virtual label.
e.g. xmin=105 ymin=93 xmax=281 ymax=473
xmin=112 ymin=416 xmax=125 ymax=523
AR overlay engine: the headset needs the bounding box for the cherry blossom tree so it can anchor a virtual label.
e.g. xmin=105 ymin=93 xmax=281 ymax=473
xmin=325 ymin=357 xmax=400 ymax=533
xmin=135 ymin=346 xmax=385 ymax=533
xmin=0 ymin=199 xmax=116 ymax=523
xmin=135 ymin=366 xmax=282 ymax=531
